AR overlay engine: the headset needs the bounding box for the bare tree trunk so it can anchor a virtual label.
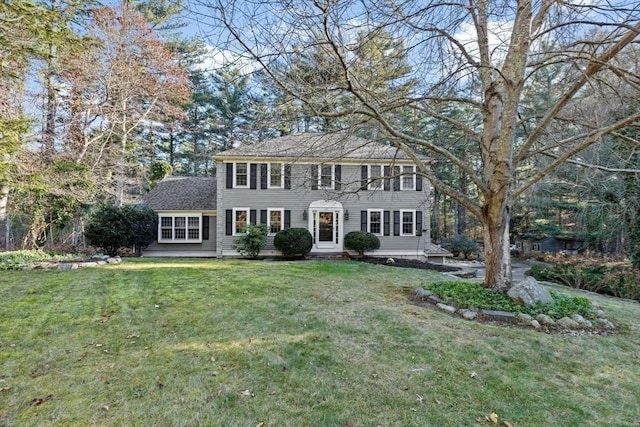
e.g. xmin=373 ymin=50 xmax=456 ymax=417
xmin=483 ymin=203 xmax=512 ymax=291
xmin=43 ymin=0 xmax=57 ymax=162
xmin=115 ymin=112 xmax=128 ymax=207
xmin=0 ymin=182 xmax=8 ymax=250
xmin=432 ymin=189 xmax=441 ymax=243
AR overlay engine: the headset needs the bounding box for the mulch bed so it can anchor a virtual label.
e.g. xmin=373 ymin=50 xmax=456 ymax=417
xmin=356 ymin=256 xmax=461 ymax=272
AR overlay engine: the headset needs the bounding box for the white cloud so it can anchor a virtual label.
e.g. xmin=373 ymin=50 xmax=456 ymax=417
xmin=454 ymin=20 xmax=514 ymax=63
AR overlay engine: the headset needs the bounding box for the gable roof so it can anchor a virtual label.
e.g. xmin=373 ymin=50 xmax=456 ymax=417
xmin=214 ymin=132 xmax=423 ymax=162
xmin=144 ymin=176 xmax=217 ymax=211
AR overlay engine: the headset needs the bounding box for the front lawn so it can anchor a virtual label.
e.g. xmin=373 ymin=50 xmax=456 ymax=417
xmin=1 ymin=259 xmax=639 ymax=426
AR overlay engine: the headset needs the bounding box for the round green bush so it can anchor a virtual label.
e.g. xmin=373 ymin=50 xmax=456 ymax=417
xmin=344 ymin=231 xmax=380 ymax=255
xmin=274 ymin=227 xmax=313 ymax=257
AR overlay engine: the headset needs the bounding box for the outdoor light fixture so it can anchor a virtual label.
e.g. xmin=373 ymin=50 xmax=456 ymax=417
xmin=303 ymin=210 xmax=307 ymax=220
xmin=344 ymin=210 xmax=349 ymax=220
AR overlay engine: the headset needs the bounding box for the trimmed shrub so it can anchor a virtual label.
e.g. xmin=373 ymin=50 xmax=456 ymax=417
xmin=234 ymin=224 xmax=268 ymax=258
xmin=274 ymin=227 xmax=313 ymax=257
xmin=85 ymin=204 xmax=157 ymax=256
xmin=344 ymin=231 xmax=380 ymax=256
xmin=442 ymin=234 xmax=478 ymax=259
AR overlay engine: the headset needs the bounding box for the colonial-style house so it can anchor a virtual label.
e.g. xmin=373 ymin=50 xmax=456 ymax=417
xmin=143 ymin=133 xmax=450 ymax=261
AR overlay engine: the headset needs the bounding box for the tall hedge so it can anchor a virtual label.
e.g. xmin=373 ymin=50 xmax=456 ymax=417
xmin=85 ymin=204 xmax=157 ymax=256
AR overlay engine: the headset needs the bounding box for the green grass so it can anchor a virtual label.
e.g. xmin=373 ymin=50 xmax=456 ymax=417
xmin=1 ymin=259 xmax=639 ymax=426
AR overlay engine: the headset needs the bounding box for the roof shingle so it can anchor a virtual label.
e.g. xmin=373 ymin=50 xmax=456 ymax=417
xmin=144 ymin=176 xmax=216 ymax=211
xmin=215 ymin=132 xmax=421 ymax=162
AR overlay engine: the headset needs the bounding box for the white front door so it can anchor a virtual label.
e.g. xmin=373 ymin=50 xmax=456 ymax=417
xmin=308 ymin=200 xmax=343 ymax=252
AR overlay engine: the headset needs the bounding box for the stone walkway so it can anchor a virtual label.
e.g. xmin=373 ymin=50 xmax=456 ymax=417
xmin=443 ymin=260 xmax=531 ymax=282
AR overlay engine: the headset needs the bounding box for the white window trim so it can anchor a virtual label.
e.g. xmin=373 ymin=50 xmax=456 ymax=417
xmin=400 ymin=165 xmax=416 ymax=190
xmin=267 ymin=163 xmax=284 ymax=189
xmin=368 ymin=165 xmax=383 ymax=190
xmin=400 ymin=209 xmax=416 ymax=236
xmin=158 ymin=213 xmax=202 ymax=243
xmin=367 ymin=209 xmax=383 ymax=236
xmin=267 ymin=208 xmax=285 ymax=235
xmin=318 ymin=164 xmax=335 ymax=189
xmin=233 ymin=162 xmax=249 ymax=188
xmin=232 ymin=207 xmax=250 ymax=236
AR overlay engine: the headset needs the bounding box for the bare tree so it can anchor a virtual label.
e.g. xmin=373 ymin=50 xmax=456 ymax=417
xmin=193 ymin=0 xmax=640 ymax=290
xmin=61 ymin=2 xmax=190 ymax=206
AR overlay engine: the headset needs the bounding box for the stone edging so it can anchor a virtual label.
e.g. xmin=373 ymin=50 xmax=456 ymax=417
xmin=21 ymin=255 xmax=122 ymax=271
xmin=412 ymin=287 xmax=617 ymax=335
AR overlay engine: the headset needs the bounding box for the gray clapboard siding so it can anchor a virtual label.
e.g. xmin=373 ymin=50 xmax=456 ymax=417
xmin=143 ymin=215 xmax=216 ymax=256
xmin=217 ymin=161 xmax=430 ymax=254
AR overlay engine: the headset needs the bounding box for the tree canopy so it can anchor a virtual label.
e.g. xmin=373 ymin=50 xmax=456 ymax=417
xmin=194 ymin=0 xmax=640 ymax=289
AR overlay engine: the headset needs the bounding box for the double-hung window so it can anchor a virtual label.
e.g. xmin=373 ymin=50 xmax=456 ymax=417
xmin=400 ymin=210 xmax=415 ymax=236
xmin=268 ymin=163 xmax=283 ymax=188
xmin=368 ymin=209 xmax=383 ymax=236
xmin=268 ymin=208 xmax=284 ymax=234
xmin=401 ymin=165 xmax=415 ymax=190
xmin=368 ymin=165 xmax=383 ymax=190
xmin=234 ymin=163 xmax=249 ymax=187
xmin=319 ymin=164 xmax=334 ymax=189
xmin=233 ymin=208 xmax=249 ymax=235
xmin=159 ymin=214 xmax=202 ymax=243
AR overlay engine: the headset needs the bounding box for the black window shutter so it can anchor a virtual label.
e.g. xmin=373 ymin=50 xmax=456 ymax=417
xmin=202 ymin=216 xmax=210 ymax=240
xmin=361 ymin=211 xmax=367 ymax=232
xmin=250 ymin=209 xmax=257 ymax=225
xmin=383 ymin=211 xmax=391 ymax=236
xmin=361 ymin=165 xmax=368 ymax=189
xmin=284 ymin=164 xmax=292 ymax=189
xmin=416 ymin=175 xmax=423 ymax=191
xmin=284 ymin=210 xmax=291 ymax=229
xmin=334 ymin=165 xmax=341 ymax=190
xmin=416 ymin=211 xmax=423 ymax=236
xmin=260 ymin=209 xmax=267 ymax=225
xmin=383 ymin=166 xmax=390 ymax=191
xmin=250 ymin=163 xmax=258 ymax=189
xmin=393 ymin=166 xmax=400 ymax=191
xmin=393 ymin=211 xmax=400 ymax=236
xmin=225 ymin=210 xmax=232 ymax=235
xmin=226 ymin=163 xmax=233 ymax=189
xmin=311 ymin=165 xmax=318 ymax=190
xmin=260 ymin=164 xmax=268 ymax=189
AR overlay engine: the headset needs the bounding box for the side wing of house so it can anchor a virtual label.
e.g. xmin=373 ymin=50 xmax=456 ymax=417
xmin=142 ymin=177 xmax=217 ymax=257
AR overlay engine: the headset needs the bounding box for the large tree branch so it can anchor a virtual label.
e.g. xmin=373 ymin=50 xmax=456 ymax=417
xmin=515 ymin=21 xmax=640 ymax=163
xmin=514 ymin=110 xmax=640 ymax=197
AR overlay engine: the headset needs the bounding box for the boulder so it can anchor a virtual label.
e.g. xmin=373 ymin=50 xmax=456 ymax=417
xmin=571 ymin=314 xmax=593 ymax=329
xmin=414 ymin=287 xmax=433 ymax=299
xmin=557 ymin=317 xmax=580 ymax=329
xmin=479 ymin=309 xmax=517 ymax=323
xmin=507 ymin=277 xmax=554 ymax=306
xmin=516 ymin=313 xmax=534 ymax=324
xmin=530 ymin=320 xmax=542 ymax=329
xmin=459 ymin=309 xmax=477 ymax=320
xmin=597 ymin=318 xmax=616 ymax=330
xmin=535 ymin=314 xmax=556 ymax=326
xmin=436 ymin=303 xmax=457 ymax=314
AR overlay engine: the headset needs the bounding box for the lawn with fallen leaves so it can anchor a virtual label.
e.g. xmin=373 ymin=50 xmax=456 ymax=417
xmin=1 ymin=258 xmax=639 ymax=426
